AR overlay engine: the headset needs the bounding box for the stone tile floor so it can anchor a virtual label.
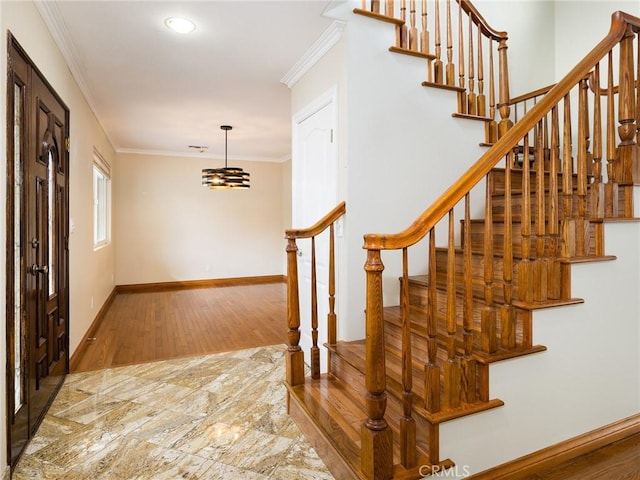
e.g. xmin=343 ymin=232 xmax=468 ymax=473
xmin=13 ymin=345 xmax=334 ymax=479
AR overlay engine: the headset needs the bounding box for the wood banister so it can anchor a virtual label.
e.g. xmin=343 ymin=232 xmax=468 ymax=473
xmin=286 ymin=201 xmax=346 ymax=239
xmin=363 ymin=11 xmax=638 ymax=252
xmin=458 ymin=0 xmax=507 ymax=41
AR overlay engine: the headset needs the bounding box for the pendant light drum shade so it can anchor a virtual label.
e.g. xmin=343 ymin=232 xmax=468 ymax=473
xmin=202 ymin=125 xmax=250 ymax=189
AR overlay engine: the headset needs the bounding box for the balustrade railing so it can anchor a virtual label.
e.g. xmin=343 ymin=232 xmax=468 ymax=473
xmin=285 ymin=202 xmax=345 ymax=386
xmin=356 ymin=0 xmax=512 ymax=141
xmin=360 ymin=11 xmax=640 ymax=477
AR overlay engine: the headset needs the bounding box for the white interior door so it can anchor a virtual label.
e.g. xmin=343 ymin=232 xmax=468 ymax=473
xmin=292 ymin=90 xmax=337 ymax=374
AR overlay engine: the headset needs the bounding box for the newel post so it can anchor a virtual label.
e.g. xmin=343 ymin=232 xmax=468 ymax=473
xmin=497 ymin=38 xmax=513 ymax=138
xmin=286 ymin=237 xmax=305 ymax=386
xmin=615 ymin=25 xmax=640 ymax=185
xmin=361 ymin=249 xmax=393 ymax=480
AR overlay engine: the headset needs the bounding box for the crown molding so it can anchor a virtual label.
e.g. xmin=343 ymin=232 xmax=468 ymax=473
xmin=280 ymin=20 xmax=346 ymax=89
xmin=116 ymin=148 xmax=288 ymax=163
xmin=34 ymin=1 xmax=117 ymax=150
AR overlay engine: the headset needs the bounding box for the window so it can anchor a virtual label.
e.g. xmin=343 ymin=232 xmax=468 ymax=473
xmin=93 ymin=150 xmax=111 ymax=248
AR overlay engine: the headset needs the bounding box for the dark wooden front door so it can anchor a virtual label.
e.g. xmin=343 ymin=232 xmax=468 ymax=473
xmin=7 ymin=34 xmax=70 ymax=467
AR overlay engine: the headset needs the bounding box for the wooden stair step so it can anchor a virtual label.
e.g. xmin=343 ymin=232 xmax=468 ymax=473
xmin=286 ymin=374 xmax=365 ymax=479
xmin=383 ymin=305 xmax=547 ymax=366
xmin=329 ymin=340 xmax=505 ymax=425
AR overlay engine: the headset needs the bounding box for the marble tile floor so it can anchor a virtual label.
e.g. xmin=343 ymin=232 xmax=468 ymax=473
xmin=13 ymin=345 xmax=335 ymax=479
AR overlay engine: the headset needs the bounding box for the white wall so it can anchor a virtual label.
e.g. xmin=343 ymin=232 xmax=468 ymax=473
xmin=115 ymin=153 xmax=285 ymax=285
xmin=554 ymin=1 xmax=640 ymax=82
xmin=440 ymin=221 xmax=640 ymax=476
xmin=0 ymin=0 xmax=117 ymax=471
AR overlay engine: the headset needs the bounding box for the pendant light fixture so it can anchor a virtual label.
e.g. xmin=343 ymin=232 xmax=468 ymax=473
xmin=202 ymin=125 xmax=250 ymax=189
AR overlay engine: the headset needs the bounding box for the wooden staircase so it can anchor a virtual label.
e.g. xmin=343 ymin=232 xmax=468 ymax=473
xmin=284 ymin=4 xmax=640 ymax=479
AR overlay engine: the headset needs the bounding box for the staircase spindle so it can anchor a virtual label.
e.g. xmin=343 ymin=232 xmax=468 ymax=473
xmin=399 ymin=0 xmax=408 ymax=48
xmin=372 ymin=0 xmax=381 ymax=13
xmin=497 ymin=38 xmax=513 ymax=138
xmin=445 ymin=0 xmax=455 ymax=86
xmin=445 ymin=209 xmax=461 ymax=408
xmin=434 ymin=0 xmax=443 ymax=83
xmin=481 ymin=173 xmax=497 ymax=353
xmin=461 ymin=193 xmax=477 ymax=403
xmin=328 ymin=224 xmax=337 ymax=350
xmin=591 ymin=63 xmax=605 ymax=219
xmin=362 ymin=248 xmax=393 ymax=480
xmin=548 ymin=109 xmax=561 ymax=299
xmin=576 ymin=78 xmax=589 ymax=256
xmin=477 ymin=26 xmax=486 ymax=116
xmin=486 ymin=40 xmax=498 ymax=143
xmin=467 ymin=15 xmax=477 ymax=116
xmin=400 ymin=247 xmax=417 ymax=468
xmin=386 ymin=0 xmax=394 ymax=16
xmin=501 ymin=151 xmax=516 ymax=349
xmin=425 ymin=228 xmax=441 ymax=413
xmin=422 ymin=0 xmax=432 ymax=81
xmin=534 ymin=123 xmax=548 ymax=300
xmin=409 ymin=0 xmax=418 ymax=50
xmin=457 ymin=0 xmax=467 ymax=113
xmin=286 ymin=238 xmax=305 ymax=386
xmin=518 ymin=134 xmax=533 ymax=304
xmin=615 ymin=25 xmax=640 ymax=185
xmin=310 ymin=237 xmax=320 ymax=379
xmin=561 ymin=93 xmax=575 ymax=258
xmin=605 ymin=51 xmax=619 ymax=217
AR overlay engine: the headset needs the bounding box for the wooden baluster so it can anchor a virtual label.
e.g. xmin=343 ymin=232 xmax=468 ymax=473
xmin=548 ymin=109 xmax=561 ymax=299
xmin=409 ymin=0 xmax=418 ymax=51
xmin=461 ymin=194 xmax=477 ymax=402
xmin=286 ymin=237 xmax=305 ymax=386
xmin=518 ymin=133 xmax=533 ymax=304
xmin=543 ymin=112 xmax=550 ymax=170
xmin=482 ymin=174 xmax=497 ymax=353
xmin=534 ymin=122 xmax=548 ymax=300
xmin=497 ymin=38 xmax=513 ymax=138
xmin=328 ymin=224 xmax=337 ymax=351
xmin=398 ymin=0 xmax=408 ymax=48
xmin=591 ymin=63 xmax=605 ymax=219
xmin=424 ymin=228 xmax=440 ymax=413
xmin=386 ymin=0 xmax=394 ymax=16
xmin=486 ymin=40 xmax=498 ymax=143
xmin=372 ymin=0 xmax=380 ymax=13
xmin=457 ymin=0 xmax=467 ymax=113
xmin=445 ymin=0 xmax=455 ymax=86
xmin=477 ymin=26 xmax=486 ymax=117
xmin=362 ymin=249 xmax=393 ymax=480
xmin=422 ymin=0 xmax=432 ymax=81
xmin=605 ymin=51 xmax=619 ymax=217
xmin=501 ymin=151 xmax=515 ymax=349
xmin=310 ymin=237 xmax=320 ymax=379
xmin=615 ymin=25 xmax=640 ymax=186
xmin=434 ymin=0 xmax=443 ymax=83
xmin=560 ymin=93 xmax=575 ymax=258
xmin=400 ymin=247 xmax=416 ymax=468
xmin=467 ymin=14 xmax=477 ymax=116
xmin=576 ymin=79 xmax=589 ymax=257
xmin=445 ymin=209 xmax=461 ymax=408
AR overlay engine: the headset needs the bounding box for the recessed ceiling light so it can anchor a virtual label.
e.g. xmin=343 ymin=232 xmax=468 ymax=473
xmin=165 ymin=17 xmax=196 ymax=34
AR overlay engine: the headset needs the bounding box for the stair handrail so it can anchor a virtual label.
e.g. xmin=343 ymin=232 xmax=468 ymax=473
xmin=285 ymin=201 xmax=346 ymax=239
xmin=458 ymin=0 xmax=506 ymax=41
xmin=285 ymin=201 xmax=346 ymax=386
xmin=364 ymin=10 xmax=638 ymax=251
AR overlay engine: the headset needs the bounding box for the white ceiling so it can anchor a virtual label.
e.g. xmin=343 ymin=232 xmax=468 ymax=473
xmin=38 ymin=1 xmax=335 ymax=162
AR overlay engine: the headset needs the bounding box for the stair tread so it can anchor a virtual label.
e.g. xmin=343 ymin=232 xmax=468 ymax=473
xmin=329 ymin=340 xmax=505 ymax=423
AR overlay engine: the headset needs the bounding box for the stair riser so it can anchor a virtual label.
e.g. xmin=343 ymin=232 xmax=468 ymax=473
xmin=330 ymin=350 xmax=437 ymax=458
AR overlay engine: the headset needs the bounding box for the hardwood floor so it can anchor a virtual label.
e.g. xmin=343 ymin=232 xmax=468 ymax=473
xmin=521 ymin=433 xmax=640 ymax=480
xmin=72 ymin=281 xmax=287 ymax=372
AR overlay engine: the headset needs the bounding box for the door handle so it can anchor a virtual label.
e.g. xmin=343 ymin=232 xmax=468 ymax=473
xmin=30 ymin=264 xmax=49 ymax=275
